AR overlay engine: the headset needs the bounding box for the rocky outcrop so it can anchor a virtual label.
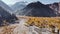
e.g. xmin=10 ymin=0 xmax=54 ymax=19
xmin=47 ymin=2 xmax=60 ymax=16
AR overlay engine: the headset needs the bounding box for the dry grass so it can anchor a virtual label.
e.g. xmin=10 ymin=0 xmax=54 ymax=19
xmin=18 ymin=16 xmax=60 ymax=30
xmin=25 ymin=17 xmax=60 ymax=29
xmin=0 ymin=16 xmax=60 ymax=34
xmin=0 ymin=24 xmax=18 ymax=34
xmin=0 ymin=18 xmax=29 ymax=34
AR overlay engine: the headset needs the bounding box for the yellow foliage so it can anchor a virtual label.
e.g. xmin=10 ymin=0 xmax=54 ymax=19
xmin=21 ymin=17 xmax=60 ymax=30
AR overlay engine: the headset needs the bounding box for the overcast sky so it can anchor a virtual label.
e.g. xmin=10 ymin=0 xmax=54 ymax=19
xmin=2 ymin=0 xmax=60 ymax=5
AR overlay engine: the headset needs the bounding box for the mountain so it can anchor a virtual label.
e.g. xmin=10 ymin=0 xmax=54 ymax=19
xmin=0 ymin=6 xmax=18 ymax=26
xmin=11 ymin=1 xmax=28 ymax=11
xmin=0 ymin=0 xmax=13 ymax=13
xmin=47 ymin=2 xmax=60 ymax=16
xmin=17 ymin=1 xmax=56 ymax=17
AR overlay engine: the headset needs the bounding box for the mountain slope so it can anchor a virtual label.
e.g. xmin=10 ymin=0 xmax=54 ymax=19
xmin=47 ymin=2 xmax=60 ymax=16
xmin=0 ymin=0 xmax=13 ymax=13
xmin=0 ymin=6 xmax=18 ymax=26
xmin=11 ymin=1 xmax=27 ymax=11
xmin=17 ymin=1 xmax=56 ymax=17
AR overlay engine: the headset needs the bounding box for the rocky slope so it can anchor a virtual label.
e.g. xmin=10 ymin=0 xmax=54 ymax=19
xmin=0 ymin=6 xmax=18 ymax=26
xmin=17 ymin=1 xmax=56 ymax=17
xmin=47 ymin=2 xmax=60 ymax=16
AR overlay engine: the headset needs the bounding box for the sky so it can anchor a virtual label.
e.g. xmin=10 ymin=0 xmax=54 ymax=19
xmin=2 ymin=0 xmax=60 ymax=5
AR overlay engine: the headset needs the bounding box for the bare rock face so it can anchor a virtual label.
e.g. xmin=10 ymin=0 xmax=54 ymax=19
xmin=47 ymin=2 xmax=60 ymax=16
xmin=18 ymin=1 xmax=56 ymax=17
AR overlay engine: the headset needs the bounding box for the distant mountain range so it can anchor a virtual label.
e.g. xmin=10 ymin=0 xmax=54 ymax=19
xmin=0 ymin=1 xmax=60 ymax=26
xmin=0 ymin=0 xmax=60 ymax=17
xmin=16 ymin=1 xmax=57 ymax=17
xmin=11 ymin=1 xmax=28 ymax=12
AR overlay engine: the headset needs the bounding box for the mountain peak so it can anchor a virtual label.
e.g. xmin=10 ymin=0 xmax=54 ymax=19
xmin=17 ymin=1 xmax=56 ymax=17
xmin=26 ymin=1 xmax=44 ymax=8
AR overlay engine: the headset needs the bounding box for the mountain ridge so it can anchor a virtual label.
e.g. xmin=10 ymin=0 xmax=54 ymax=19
xmin=0 ymin=0 xmax=14 ymax=13
xmin=16 ymin=1 xmax=56 ymax=17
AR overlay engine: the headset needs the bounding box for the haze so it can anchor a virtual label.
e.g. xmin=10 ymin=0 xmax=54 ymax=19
xmin=2 ymin=0 xmax=60 ymax=5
